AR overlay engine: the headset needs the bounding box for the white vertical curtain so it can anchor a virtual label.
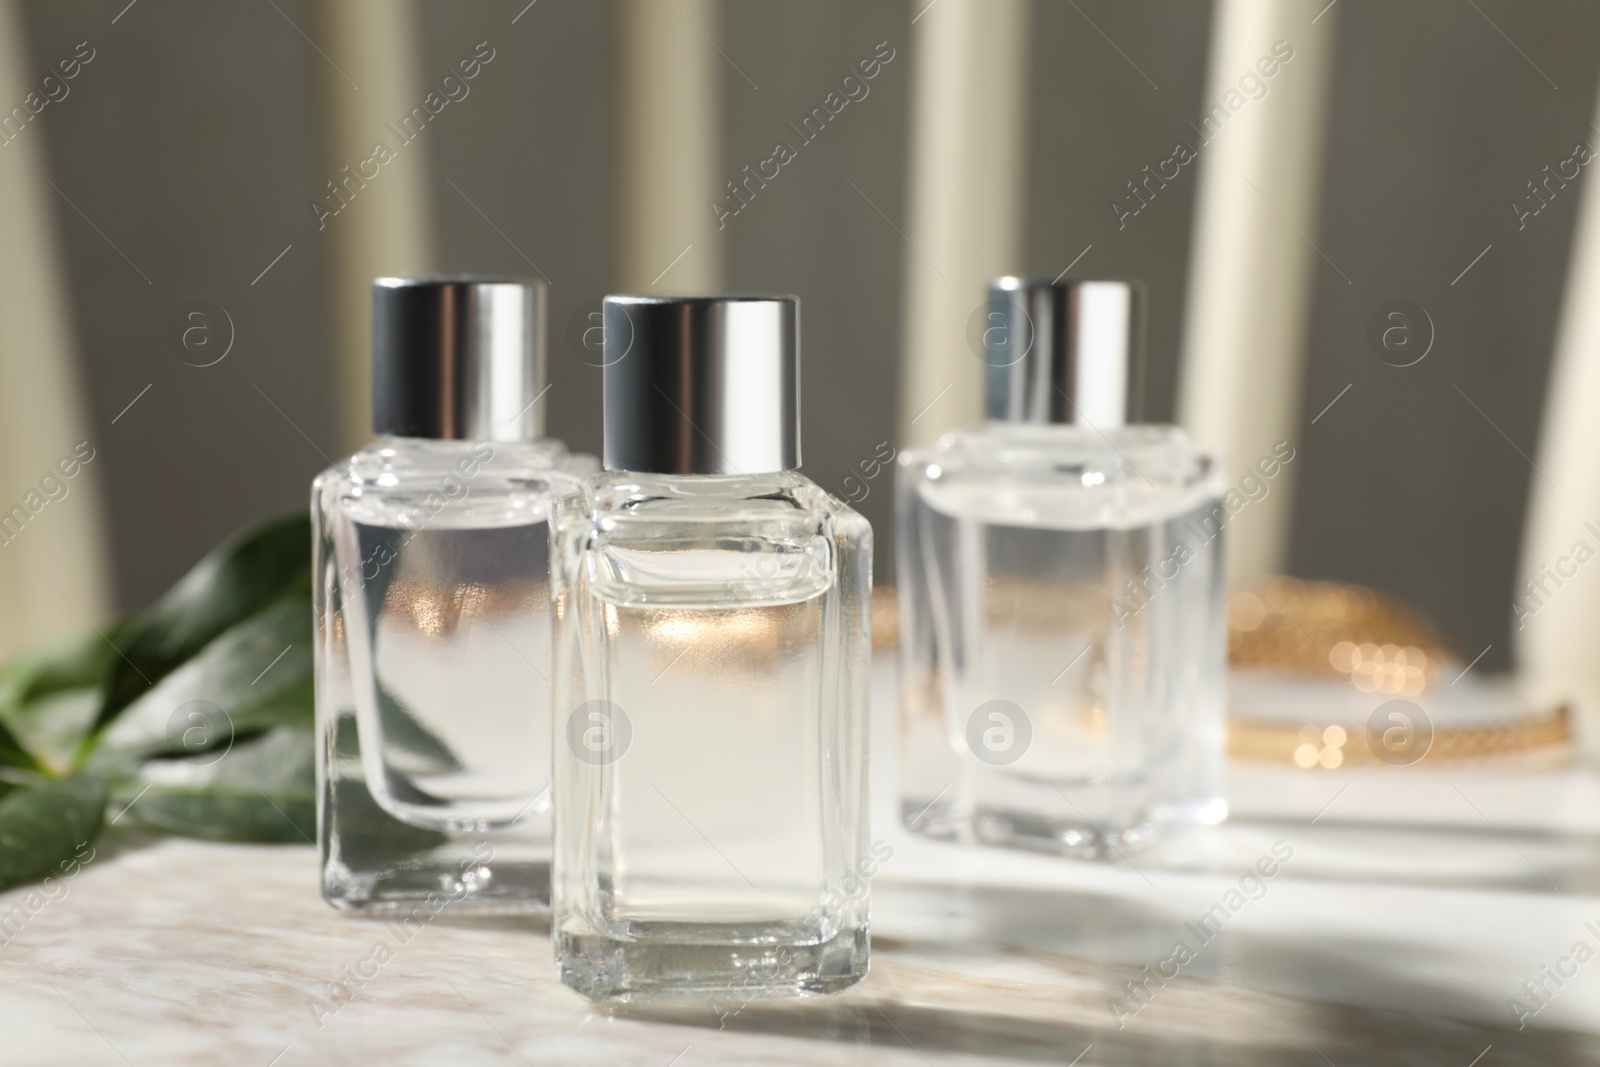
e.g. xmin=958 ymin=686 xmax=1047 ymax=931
xmin=898 ymin=0 xmax=1030 ymax=448
xmin=312 ymin=0 xmax=434 ymax=454
xmin=0 ymin=0 xmax=111 ymax=655
xmin=1178 ymin=0 xmax=1339 ymax=588
xmin=617 ymin=0 xmax=722 ymax=294
xmin=1516 ymin=75 xmax=1600 ymax=756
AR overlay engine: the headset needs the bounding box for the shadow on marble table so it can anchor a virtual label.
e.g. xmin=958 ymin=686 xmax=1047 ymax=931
xmin=1218 ymin=814 xmax=1600 ymax=896
xmin=610 ymin=882 xmax=1599 ymax=1067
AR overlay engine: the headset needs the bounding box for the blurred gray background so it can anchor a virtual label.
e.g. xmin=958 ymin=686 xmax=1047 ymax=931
xmin=17 ymin=0 xmax=1600 ymax=671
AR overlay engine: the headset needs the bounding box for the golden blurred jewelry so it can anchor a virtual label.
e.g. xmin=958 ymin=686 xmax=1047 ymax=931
xmin=1228 ymin=707 xmax=1571 ymax=767
xmin=877 ymin=577 xmax=1571 ymax=764
xmin=1228 ymin=576 xmax=1570 ymax=765
xmin=872 ymin=585 xmax=900 ymax=650
xmin=1227 ymin=576 xmax=1451 ymax=695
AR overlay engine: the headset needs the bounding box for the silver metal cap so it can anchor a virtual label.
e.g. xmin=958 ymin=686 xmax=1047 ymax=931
xmin=371 ymin=277 xmax=547 ymax=441
xmin=602 ymin=295 xmax=799 ymax=474
xmin=983 ymin=277 xmax=1143 ymax=427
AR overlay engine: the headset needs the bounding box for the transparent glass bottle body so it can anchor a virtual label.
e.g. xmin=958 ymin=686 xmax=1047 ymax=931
xmin=314 ymin=436 xmax=590 ymax=911
xmin=897 ymin=423 xmax=1227 ymax=858
xmin=550 ymin=470 xmax=872 ymax=1003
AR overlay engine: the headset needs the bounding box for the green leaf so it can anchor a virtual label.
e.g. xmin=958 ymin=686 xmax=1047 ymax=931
xmin=4 ymin=689 xmax=99 ymax=776
xmin=0 ymin=718 xmax=39 ymax=774
xmin=108 ymin=726 xmax=314 ymax=843
xmin=0 ymin=629 xmax=121 ymax=773
xmin=0 ymin=774 xmax=104 ymax=891
xmin=88 ymin=583 xmax=314 ymax=776
xmin=97 ymin=512 xmax=310 ymax=729
xmin=0 ymin=628 xmax=119 ymax=707
xmin=376 ymin=683 xmax=463 ymax=775
xmin=322 ymin=715 xmax=450 ymax=863
xmin=327 ymin=777 xmax=449 ymax=866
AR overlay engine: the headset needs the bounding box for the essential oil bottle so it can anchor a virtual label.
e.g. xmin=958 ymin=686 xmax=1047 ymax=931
xmin=314 ymin=277 xmax=587 ymax=910
xmin=897 ymin=278 xmax=1227 ymax=858
xmin=550 ymin=295 xmax=872 ymax=1002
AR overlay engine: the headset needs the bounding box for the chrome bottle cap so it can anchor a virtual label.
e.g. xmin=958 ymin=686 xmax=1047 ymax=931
xmin=602 ymin=295 xmax=799 ymax=474
xmin=983 ymin=277 xmax=1143 ymax=427
xmin=371 ymin=277 xmax=547 ymax=441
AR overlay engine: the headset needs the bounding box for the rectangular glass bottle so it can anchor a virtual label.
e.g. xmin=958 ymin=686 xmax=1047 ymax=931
xmin=897 ymin=279 xmax=1228 ymax=858
xmin=551 ymin=295 xmax=872 ymax=1002
xmin=315 ymin=277 xmax=588 ymax=910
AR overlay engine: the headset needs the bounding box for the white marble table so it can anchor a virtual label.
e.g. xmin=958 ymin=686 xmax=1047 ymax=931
xmin=3 ymin=661 xmax=1599 ymax=1066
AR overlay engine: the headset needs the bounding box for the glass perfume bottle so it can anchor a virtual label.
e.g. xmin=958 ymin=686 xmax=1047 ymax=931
xmin=550 ymin=295 xmax=872 ymax=1002
xmin=314 ymin=277 xmax=589 ymax=910
xmin=898 ymin=278 xmax=1227 ymax=858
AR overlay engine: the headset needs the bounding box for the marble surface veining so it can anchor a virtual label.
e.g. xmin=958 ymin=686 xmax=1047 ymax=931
xmin=2 ymin=659 xmax=1599 ymax=1065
